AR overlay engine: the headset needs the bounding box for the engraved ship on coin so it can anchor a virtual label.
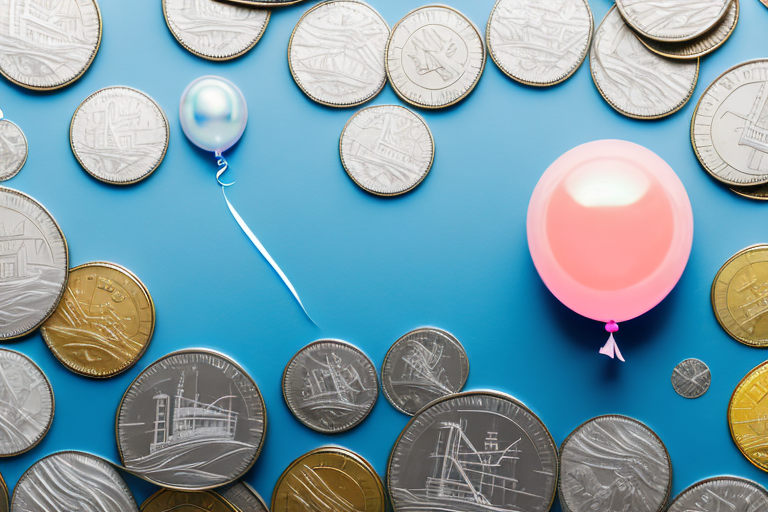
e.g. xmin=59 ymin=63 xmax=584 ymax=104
xmin=298 ymin=352 xmax=373 ymax=419
xmin=387 ymin=339 xmax=453 ymax=397
xmin=732 ymin=262 xmax=768 ymax=334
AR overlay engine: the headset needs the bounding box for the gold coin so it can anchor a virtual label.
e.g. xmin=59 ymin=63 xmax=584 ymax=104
xmin=41 ymin=262 xmax=155 ymax=378
xmin=729 ymin=360 xmax=768 ymax=472
xmin=140 ymin=489 xmax=237 ymax=511
xmin=712 ymin=246 xmax=768 ymax=347
xmin=731 ymin=183 xmax=768 ymax=201
xmin=272 ymin=446 xmax=385 ymax=512
xmin=0 ymin=471 xmax=7 ymax=512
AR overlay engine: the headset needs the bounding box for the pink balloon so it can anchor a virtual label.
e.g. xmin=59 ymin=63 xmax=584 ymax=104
xmin=527 ymin=140 xmax=693 ymax=325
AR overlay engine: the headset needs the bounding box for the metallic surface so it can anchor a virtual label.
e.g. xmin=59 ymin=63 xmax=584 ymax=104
xmin=216 ymin=482 xmax=269 ymax=512
xmin=340 ymin=105 xmax=434 ymax=196
xmin=0 ymin=187 xmax=68 ymax=341
xmin=70 ymin=87 xmax=169 ymax=185
xmin=288 ymin=1 xmax=389 ymax=107
xmin=0 ymin=0 xmax=102 ymax=90
xmin=215 ymin=0 xmax=304 ymax=6
xmin=0 ymin=471 xmax=6 ymax=512
xmin=692 ymin=59 xmax=768 ymax=186
xmin=487 ymin=0 xmax=593 ymax=86
xmin=386 ymin=5 xmax=486 ymax=109
xmin=671 ymin=358 xmax=711 ymax=398
xmin=283 ymin=339 xmax=378 ymax=433
xmin=272 ymin=446 xmax=385 ymax=512
xmin=388 ymin=391 xmax=558 ymax=512
xmin=731 ymin=182 xmax=768 ymax=200
xmin=615 ymin=0 xmax=730 ymax=42
xmin=0 ymin=120 xmax=27 ymax=182
xmin=730 ymin=361 xmax=768 ymax=472
xmin=667 ymin=477 xmax=768 ymax=512
xmin=41 ymin=262 xmax=155 ymax=378
xmin=381 ymin=327 xmax=469 ymax=415
xmin=559 ymin=415 xmax=672 ymax=512
xmin=163 ymin=0 xmax=269 ymax=61
xmin=140 ymin=489 xmax=235 ymax=512
xmin=590 ymin=7 xmax=699 ymax=120
xmin=117 ymin=349 xmax=266 ymax=490
xmin=712 ymin=245 xmax=768 ymax=347
xmin=638 ymin=0 xmax=739 ymax=60
xmin=11 ymin=451 xmax=138 ymax=512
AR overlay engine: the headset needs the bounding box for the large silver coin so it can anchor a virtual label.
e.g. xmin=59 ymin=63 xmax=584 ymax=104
xmin=387 ymin=5 xmax=486 ymax=109
xmin=116 ymin=349 xmax=266 ymax=490
xmin=615 ymin=0 xmax=730 ymax=42
xmin=217 ymin=482 xmax=269 ymax=512
xmin=0 ymin=349 xmax=53 ymax=456
xmin=559 ymin=415 xmax=672 ymax=512
xmin=671 ymin=358 xmax=711 ymax=399
xmin=340 ymin=105 xmax=434 ymax=196
xmin=289 ymin=1 xmax=389 ymax=107
xmin=590 ymin=7 xmax=698 ymax=119
xmin=388 ymin=391 xmax=558 ymax=512
xmin=71 ymin=87 xmax=169 ymax=185
xmin=667 ymin=477 xmax=768 ymax=512
xmin=381 ymin=327 xmax=469 ymax=415
xmin=283 ymin=339 xmax=378 ymax=434
xmin=487 ymin=0 xmax=593 ymax=87
xmin=163 ymin=0 xmax=269 ymax=61
xmin=692 ymin=59 xmax=768 ymax=186
xmin=0 ymin=188 xmax=68 ymax=341
xmin=0 ymin=0 xmax=102 ymax=91
xmin=11 ymin=451 xmax=138 ymax=512
xmin=0 ymin=120 xmax=27 ymax=182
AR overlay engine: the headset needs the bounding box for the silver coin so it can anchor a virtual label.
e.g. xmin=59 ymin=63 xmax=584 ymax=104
xmin=283 ymin=339 xmax=378 ymax=434
xmin=667 ymin=477 xmax=768 ymax=512
xmin=590 ymin=7 xmax=698 ymax=119
xmin=692 ymin=59 xmax=768 ymax=186
xmin=289 ymin=1 xmax=389 ymax=108
xmin=11 ymin=451 xmax=139 ymax=512
xmin=217 ymin=482 xmax=269 ymax=512
xmin=218 ymin=0 xmax=304 ymax=5
xmin=615 ymin=0 xmax=730 ymax=42
xmin=116 ymin=349 xmax=266 ymax=490
xmin=671 ymin=358 xmax=711 ymax=399
xmin=163 ymin=0 xmax=269 ymax=61
xmin=71 ymin=87 xmax=169 ymax=185
xmin=388 ymin=391 xmax=558 ymax=512
xmin=0 ymin=349 xmax=53 ymax=456
xmin=487 ymin=0 xmax=593 ymax=87
xmin=0 ymin=187 xmax=68 ymax=340
xmin=381 ymin=327 xmax=469 ymax=415
xmin=0 ymin=120 xmax=27 ymax=182
xmin=340 ymin=105 xmax=434 ymax=196
xmin=387 ymin=5 xmax=486 ymax=109
xmin=559 ymin=415 xmax=672 ymax=512
xmin=0 ymin=0 xmax=102 ymax=91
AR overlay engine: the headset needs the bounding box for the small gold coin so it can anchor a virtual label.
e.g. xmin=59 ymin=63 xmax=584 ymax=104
xmin=729 ymin=361 xmax=768 ymax=472
xmin=41 ymin=262 xmax=155 ymax=378
xmin=731 ymin=183 xmax=768 ymax=201
xmin=712 ymin=246 xmax=768 ymax=347
xmin=140 ymin=489 xmax=237 ymax=511
xmin=0 ymin=470 xmax=7 ymax=512
xmin=272 ymin=446 xmax=385 ymax=512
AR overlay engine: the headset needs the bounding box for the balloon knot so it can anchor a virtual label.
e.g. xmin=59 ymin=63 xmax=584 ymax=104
xmin=605 ymin=321 xmax=619 ymax=333
xmin=214 ymin=151 xmax=234 ymax=187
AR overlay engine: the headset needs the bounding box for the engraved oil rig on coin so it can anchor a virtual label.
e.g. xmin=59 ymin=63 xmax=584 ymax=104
xmin=299 ymin=352 xmax=372 ymax=416
xmin=738 ymin=82 xmax=768 ymax=170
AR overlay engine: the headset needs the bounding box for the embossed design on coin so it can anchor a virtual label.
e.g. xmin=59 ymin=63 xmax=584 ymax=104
xmin=387 ymin=5 xmax=486 ymax=109
xmin=381 ymin=327 xmax=469 ymax=415
xmin=487 ymin=0 xmax=593 ymax=86
xmin=639 ymin=0 xmax=738 ymax=60
xmin=0 ymin=188 xmax=68 ymax=341
xmin=163 ymin=0 xmax=269 ymax=61
xmin=0 ymin=471 xmax=7 ymax=512
xmin=729 ymin=361 xmax=768 ymax=472
xmin=692 ymin=60 xmax=768 ymax=186
xmin=0 ymin=120 xmax=27 ymax=182
xmin=340 ymin=105 xmax=434 ymax=196
xmin=41 ymin=262 xmax=154 ymax=378
xmin=272 ymin=447 xmax=386 ymax=512
xmin=289 ymin=1 xmax=389 ymax=107
xmin=590 ymin=7 xmax=698 ymax=119
xmin=283 ymin=339 xmax=378 ymax=433
xmin=140 ymin=489 xmax=235 ymax=512
xmin=389 ymin=391 xmax=558 ymax=512
xmin=667 ymin=477 xmax=768 ymax=512
xmin=11 ymin=451 xmax=138 ymax=512
xmin=559 ymin=415 xmax=672 ymax=512
xmin=117 ymin=350 xmax=266 ymax=490
xmin=0 ymin=349 xmax=53 ymax=456
xmin=0 ymin=0 xmax=102 ymax=90
xmin=671 ymin=358 xmax=711 ymax=398
xmin=615 ymin=0 xmax=730 ymax=42
xmin=71 ymin=87 xmax=169 ymax=185
xmin=217 ymin=482 xmax=269 ymax=512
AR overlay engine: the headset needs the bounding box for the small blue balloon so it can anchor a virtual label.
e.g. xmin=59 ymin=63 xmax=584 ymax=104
xmin=179 ymin=76 xmax=248 ymax=154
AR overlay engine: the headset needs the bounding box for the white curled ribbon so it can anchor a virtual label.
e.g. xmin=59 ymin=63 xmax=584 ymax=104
xmin=215 ymin=151 xmax=316 ymax=325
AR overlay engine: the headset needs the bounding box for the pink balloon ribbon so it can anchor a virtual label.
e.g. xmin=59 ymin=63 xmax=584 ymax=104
xmin=599 ymin=321 xmax=624 ymax=362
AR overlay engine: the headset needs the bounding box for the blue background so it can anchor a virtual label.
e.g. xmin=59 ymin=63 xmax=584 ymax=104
xmin=1 ymin=0 xmax=768 ymax=509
